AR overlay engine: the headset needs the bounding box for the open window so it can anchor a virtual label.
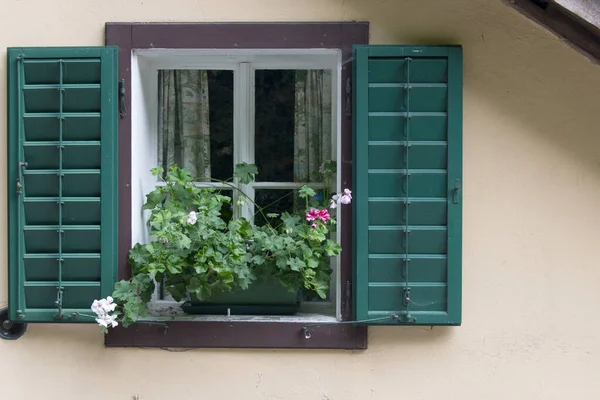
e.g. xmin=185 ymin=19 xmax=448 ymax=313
xmin=132 ymin=49 xmax=342 ymax=321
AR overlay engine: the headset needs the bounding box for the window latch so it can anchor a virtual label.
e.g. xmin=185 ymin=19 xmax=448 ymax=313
xmin=453 ymin=179 xmax=461 ymax=204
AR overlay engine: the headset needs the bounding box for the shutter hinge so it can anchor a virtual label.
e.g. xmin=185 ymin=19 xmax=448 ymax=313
xmin=343 ymin=280 xmax=351 ymax=316
xmin=401 ymin=287 xmax=417 ymax=323
xmin=118 ymin=79 xmax=126 ymax=119
xmin=54 ymin=287 xmax=64 ymax=320
xmin=345 ymin=280 xmax=351 ymax=303
xmin=345 ymin=77 xmax=351 ymax=117
xmin=403 ymin=287 xmax=411 ymax=305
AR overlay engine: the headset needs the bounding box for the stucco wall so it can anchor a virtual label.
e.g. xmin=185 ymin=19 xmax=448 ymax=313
xmin=2 ymin=0 xmax=600 ymax=398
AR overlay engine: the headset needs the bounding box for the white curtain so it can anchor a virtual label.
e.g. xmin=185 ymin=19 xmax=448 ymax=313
xmin=158 ymin=70 xmax=211 ymax=181
xmin=294 ymin=70 xmax=332 ymax=183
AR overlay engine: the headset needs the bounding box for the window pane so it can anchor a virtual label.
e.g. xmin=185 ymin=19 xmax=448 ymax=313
xmin=216 ymin=189 xmax=234 ymax=224
xmin=158 ymin=70 xmax=233 ymax=182
xmin=254 ymin=188 xmax=329 ymax=225
xmin=255 ymin=69 xmax=332 ymax=183
xmin=254 ymin=189 xmax=297 ymax=226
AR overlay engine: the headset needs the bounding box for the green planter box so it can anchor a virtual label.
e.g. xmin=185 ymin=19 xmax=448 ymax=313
xmin=181 ymin=276 xmax=301 ymax=316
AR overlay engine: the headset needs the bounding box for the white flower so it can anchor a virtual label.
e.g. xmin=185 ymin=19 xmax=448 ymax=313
xmin=329 ymin=194 xmax=339 ymax=209
xmin=95 ymin=314 xmax=118 ymax=328
xmin=329 ymin=190 xmax=352 ymax=208
xmin=91 ymin=297 xmax=119 ymax=330
xmin=187 ymin=211 xmax=198 ymax=225
xmin=92 ymin=298 xmax=117 ymax=315
xmin=340 ymin=189 xmax=352 ymax=204
xmin=340 ymin=195 xmax=351 ymax=204
xmin=91 ymin=299 xmax=102 ymax=315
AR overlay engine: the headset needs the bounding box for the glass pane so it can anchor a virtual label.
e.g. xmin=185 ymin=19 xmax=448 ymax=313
xmin=217 ymin=189 xmax=234 ymax=223
xmin=254 ymin=189 xmax=297 ymax=226
xmin=254 ymin=188 xmax=328 ymax=225
xmin=255 ymin=69 xmax=333 ymax=183
xmin=158 ymin=70 xmax=233 ymax=182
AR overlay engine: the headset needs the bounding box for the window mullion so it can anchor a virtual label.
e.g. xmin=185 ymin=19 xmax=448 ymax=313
xmin=234 ymin=62 xmax=255 ymax=220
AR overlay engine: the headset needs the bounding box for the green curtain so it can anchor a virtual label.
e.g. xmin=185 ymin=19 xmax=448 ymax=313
xmin=294 ymin=70 xmax=332 ymax=183
xmin=158 ymin=70 xmax=211 ymax=181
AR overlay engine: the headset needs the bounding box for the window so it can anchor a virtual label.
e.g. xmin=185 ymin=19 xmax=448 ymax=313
xmin=132 ymin=50 xmax=341 ymax=319
xmin=5 ymin=23 xmax=463 ymax=348
xmin=106 ymin=23 xmax=370 ymax=348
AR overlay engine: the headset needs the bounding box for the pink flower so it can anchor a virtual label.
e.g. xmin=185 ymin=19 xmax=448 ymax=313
xmin=307 ymin=208 xmax=331 ymax=224
xmin=311 ymin=223 xmax=318 ymax=229
xmin=306 ymin=208 xmax=319 ymax=222
xmin=317 ymin=209 xmax=331 ymax=222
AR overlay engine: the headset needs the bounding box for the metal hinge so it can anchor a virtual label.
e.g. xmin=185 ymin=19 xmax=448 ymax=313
xmin=345 ymin=77 xmax=351 ymax=116
xmin=345 ymin=281 xmax=351 ymax=303
xmin=118 ymin=79 xmax=126 ymax=118
xmin=403 ymin=287 xmax=411 ymax=306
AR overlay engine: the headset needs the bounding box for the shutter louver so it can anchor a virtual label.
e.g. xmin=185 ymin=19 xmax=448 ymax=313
xmin=7 ymin=47 xmax=118 ymax=323
xmin=353 ymin=45 xmax=462 ymax=325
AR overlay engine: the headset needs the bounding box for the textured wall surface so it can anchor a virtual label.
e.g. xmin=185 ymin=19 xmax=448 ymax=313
xmin=1 ymin=0 xmax=600 ymax=399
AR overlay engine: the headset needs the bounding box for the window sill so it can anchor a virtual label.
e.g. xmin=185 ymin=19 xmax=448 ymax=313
xmin=105 ymin=300 xmax=366 ymax=349
xmin=105 ymin=320 xmax=367 ymax=349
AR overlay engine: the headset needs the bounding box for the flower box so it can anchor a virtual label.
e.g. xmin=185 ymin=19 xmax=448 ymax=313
xmin=181 ymin=276 xmax=300 ymax=315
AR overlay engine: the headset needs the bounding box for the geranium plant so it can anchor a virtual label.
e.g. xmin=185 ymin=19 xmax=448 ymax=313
xmin=91 ymin=162 xmax=351 ymax=329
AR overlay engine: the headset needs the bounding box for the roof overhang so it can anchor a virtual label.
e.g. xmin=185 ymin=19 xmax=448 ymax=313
xmin=504 ymin=0 xmax=600 ymax=64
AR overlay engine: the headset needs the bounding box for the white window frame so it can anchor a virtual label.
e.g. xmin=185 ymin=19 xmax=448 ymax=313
xmin=131 ymin=48 xmax=343 ymax=322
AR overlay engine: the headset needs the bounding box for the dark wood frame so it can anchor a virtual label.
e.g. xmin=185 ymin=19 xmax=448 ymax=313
xmin=104 ymin=22 xmax=369 ymax=349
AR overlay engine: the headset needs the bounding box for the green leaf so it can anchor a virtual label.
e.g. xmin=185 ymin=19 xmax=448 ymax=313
xmin=298 ymin=185 xmax=316 ymax=199
xmin=324 ymin=240 xmax=341 ymax=256
xmin=251 ymin=255 xmax=265 ymax=265
xmin=314 ymin=283 xmax=329 ymax=299
xmin=321 ymin=160 xmax=337 ymax=175
xmin=150 ymin=166 xmax=164 ymax=177
xmin=166 ymin=165 xmax=194 ymax=185
xmin=281 ymin=213 xmax=301 ymax=229
xmin=266 ymin=213 xmax=279 ymax=219
xmin=276 ymin=257 xmax=288 ymax=270
xmin=287 ymin=257 xmax=306 ymax=272
xmin=143 ymin=188 xmax=166 ymax=210
xmin=234 ymin=162 xmax=258 ymax=184
xmin=113 ymin=280 xmax=134 ymax=302
xmin=129 ymin=244 xmax=150 ymax=267
xmin=167 ymin=263 xmax=183 ymax=274
xmin=166 ymin=282 xmax=187 ymax=302
xmin=307 ymin=257 xmax=319 ymax=269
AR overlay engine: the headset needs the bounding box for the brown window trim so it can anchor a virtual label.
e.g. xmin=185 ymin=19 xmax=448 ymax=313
xmin=105 ymin=22 xmax=369 ymax=349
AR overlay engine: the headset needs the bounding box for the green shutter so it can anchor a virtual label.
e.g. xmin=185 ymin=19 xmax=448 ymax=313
xmin=353 ymin=45 xmax=462 ymax=325
xmin=7 ymin=47 xmax=119 ymax=323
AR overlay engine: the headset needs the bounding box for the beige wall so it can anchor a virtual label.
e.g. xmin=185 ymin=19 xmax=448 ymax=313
xmin=2 ymin=0 xmax=600 ymax=398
